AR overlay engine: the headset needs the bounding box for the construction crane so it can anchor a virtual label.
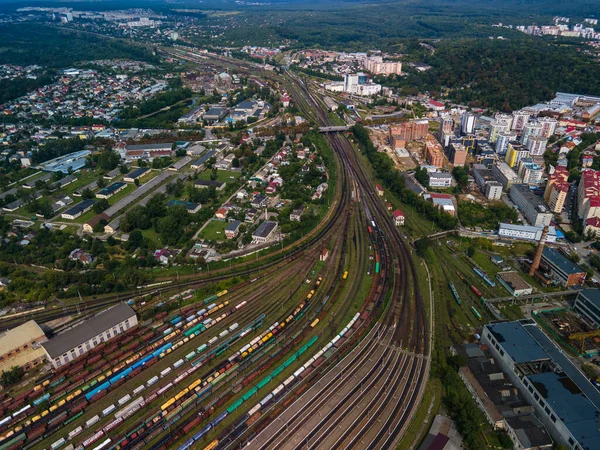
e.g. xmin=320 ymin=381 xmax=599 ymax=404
xmin=569 ymin=330 xmax=600 ymax=354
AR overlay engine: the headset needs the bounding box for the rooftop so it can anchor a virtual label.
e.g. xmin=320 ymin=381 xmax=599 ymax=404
xmin=542 ymin=247 xmax=584 ymax=275
xmin=253 ymin=220 xmax=278 ymax=239
xmin=126 ymin=143 xmax=172 ymax=151
xmin=526 ymin=371 xmax=600 ymax=448
xmin=511 ymin=184 xmax=547 ymax=209
xmin=124 ymin=167 xmax=150 ymax=179
xmin=193 ymin=150 xmax=217 ymax=166
xmin=504 ymin=415 xmax=553 ymax=449
xmin=63 ymin=199 xmax=95 ymax=216
xmin=486 ymin=321 xmax=549 ymax=363
xmin=42 ymin=304 xmax=136 ymax=359
xmin=0 ymin=320 xmax=45 ymax=356
xmin=96 ymin=181 xmax=126 ymax=196
xmin=578 ymin=289 xmax=600 ymax=310
xmin=497 ymin=271 xmax=532 ymax=292
xmin=226 ymin=220 xmax=242 ymax=232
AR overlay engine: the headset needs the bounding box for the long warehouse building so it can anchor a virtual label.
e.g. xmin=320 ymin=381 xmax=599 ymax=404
xmin=42 ymin=304 xmax=137 ymax=368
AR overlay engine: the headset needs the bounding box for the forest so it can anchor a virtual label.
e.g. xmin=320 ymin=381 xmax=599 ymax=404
xmin=0 ymin=24 xmax=157 ymax=68
xmin=377 ymin=38 xmax=600 ymax=111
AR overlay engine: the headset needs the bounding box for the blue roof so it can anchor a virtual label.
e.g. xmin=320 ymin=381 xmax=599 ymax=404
xmin=579 ymin=289 xmax=600 ymax=310
xmin=486 ymin=321 xmax=548 ymax=363
xmin=527 ymin=372 xmax=600 ymax=449
xmin=489 ymin=320 xmax=600 ymax=449
xmin=97 ymin=182 xmax=126 ymax=196
xmin=542 ymin=247 xmax=584 ymax=275
xmin=226 ymin=220 xmax=242 ymax=232
xmin=63 ymin=199 xmax=95 ymax=216
xmin=194 ymin=150 xmax=217 ymax=166
xmin=41 ymin=150 xmax=91 ymax=173
xmin=166 ymin=199 xmax=199 ymax=211
xmin=125 ymin=167 xmax=150 ymax=179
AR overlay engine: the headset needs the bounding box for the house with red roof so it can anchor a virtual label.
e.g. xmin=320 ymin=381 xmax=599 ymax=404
xmin=428 ymin=99 xmax=445 ymax=112
xmin=392 ymin=210 xmax=405 ymax=226
xmin=376 ymin=184 xmax=384 ymax=197
xmin=215 ymin=207 xmax=229 ymax=220
xmin=585 ymin=217 xmax=600 ymax=238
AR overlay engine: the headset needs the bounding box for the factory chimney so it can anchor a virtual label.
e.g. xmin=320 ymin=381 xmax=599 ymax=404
xmin=529 ymin=225 xmax=549 ymax=276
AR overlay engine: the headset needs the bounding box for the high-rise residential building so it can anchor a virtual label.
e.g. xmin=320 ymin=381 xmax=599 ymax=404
xmin=509 ymin=184 xmax=552 ymax=226
xmin=363 ymin=56 xmax=402 ymax=75
xmin=520 ymin=122 xmax=543 ymax=146
xmin=439 ymin=117 xmax=454 ymax=135
xmin=544 ymin=167 xmax=570 ymax=213
xmin=489 ymin=119 xmax=511 ymax=143
xmin=538 ymin=117 xmax=558 ymax=139
xmin=425 ymin=137 xmax=444 ymax=168
xmin=492 ymin=162 xmax=521 ymax=190
xmin=390 ymin=120 xmax=429 ymax=141
xmin=472 ymin=164 xmax=503 ymax=200
xmin=505 ymin=142 xmax=529 ymax=168
xmin=526 ymin=135 xmax=548 ymax=156
xmin=511 ymin=110 xmax=531 ymax=132
xmin=460 ymin=113 xmax=476 ymax=136
xmin=517 ymin=159 xmax=544 ymax=185
xmin=495 ymin=131 xmax=517 ymax=155
xmin=577 ymin=169 xmax=600 ymax=219
xmin=447 ymin=142 xmax=467 ymax=166
xmin=495 ymin=113 xmax=514 ymax=130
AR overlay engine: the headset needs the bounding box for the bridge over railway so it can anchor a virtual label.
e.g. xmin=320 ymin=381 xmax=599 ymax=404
xmin=319 ymin=126 xmax=350 ymax=133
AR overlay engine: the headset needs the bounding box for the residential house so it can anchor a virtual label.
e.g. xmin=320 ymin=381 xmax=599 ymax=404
xmin=225 ymin=220 xmax=242 ymax=239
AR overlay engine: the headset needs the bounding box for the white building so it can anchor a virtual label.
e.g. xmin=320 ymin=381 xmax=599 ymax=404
xmin=363 ymin=56 xmax=402 ymax=75
xmin=520 ymin=122 xmax=543 ymax=146
xmin=496 ymin=131 xmax=518 ymax=155
xmin=42 ymin=304 xmax=137 ymax=368
xmin=538 ymin=117 xmax=558 ymax=138
xmin=498 ymin=223 xmax=558 ymax=243
xmin=429 ymin=172 xmax=453 ymax=188
xmin=460 ymin=113 xmax=477 ymax=136
xmin=526 ymin=135 xmax=548 ymax=156
xmin=489 ymin=119 xmax=511 ymax=143
xmin=511 ymin=110 xmax=531 ymax=132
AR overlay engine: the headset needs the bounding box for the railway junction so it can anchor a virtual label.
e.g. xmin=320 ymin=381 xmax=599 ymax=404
xmin=0 ymin=55 xmax=430 ymax=450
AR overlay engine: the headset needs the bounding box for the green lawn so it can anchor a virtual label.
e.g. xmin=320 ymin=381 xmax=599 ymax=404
xmin=199 ymin=219 xmax=228 ymax=241
xmin=59 ymin=168 xmax=103 ymax=197
xmin=198 ymin=169 xmax=242 ymax=183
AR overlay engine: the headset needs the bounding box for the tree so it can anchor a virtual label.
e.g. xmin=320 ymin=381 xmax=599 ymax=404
xmin=127 ymin=230 xmax=145 ymax=251
xmin=93 ymin=199 xmax=109 ymax=214
xmin=452 ymin=166 xmax=469 ymax=193
xmin=146 ymin=194 xmax=166 ymax=219
xmin=414 ymin=166 xmax=429 ymax=188
xmin=81 ymin=188 xmax=95 ymax=200
xmin=1 ymin=366 xmax=24 ymax=386
xmin=98 ymin=150 xmax=120 ymax=171
xmin=415 ymin=237 xmax=431 ymax=257
xmin=97 ymin=177 xmax=106 ymax=189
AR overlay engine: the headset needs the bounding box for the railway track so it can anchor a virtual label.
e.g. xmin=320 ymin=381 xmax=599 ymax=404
xmin=243 ymin=70 xmax=429 ymax=450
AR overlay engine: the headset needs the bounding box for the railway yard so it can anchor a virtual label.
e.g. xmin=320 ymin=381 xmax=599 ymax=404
xmin=0 ymin=54 xmax=431 ymax=450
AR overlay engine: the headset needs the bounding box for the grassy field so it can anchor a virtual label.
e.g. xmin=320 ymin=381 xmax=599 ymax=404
xmin=198 ymin=169 xmax=242 ymax=183
xmin=199 ymin=219 xmax=228 ymax=241
xmin=72 ymin=183 xmax=138 ymax=224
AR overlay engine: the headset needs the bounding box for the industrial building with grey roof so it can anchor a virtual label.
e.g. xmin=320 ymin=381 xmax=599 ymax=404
xmin=42 ymin=303 xmax=137 ymax=368
xmin=482 ymin=320 xmax=600 ymax=449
